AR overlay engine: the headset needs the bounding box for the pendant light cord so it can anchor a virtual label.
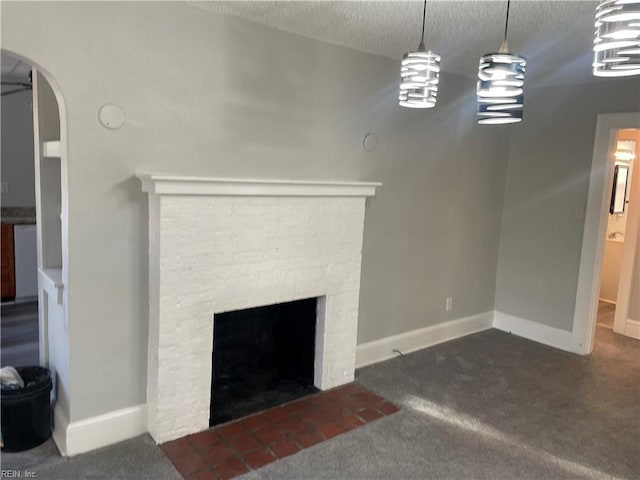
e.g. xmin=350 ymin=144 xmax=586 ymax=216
xmin=421 ymin=0 xmax=427 ymax=42
xmin=503 ymin=0 xmax=510 ymax=44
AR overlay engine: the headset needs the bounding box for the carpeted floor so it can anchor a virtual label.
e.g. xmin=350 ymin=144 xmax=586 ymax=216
xmin=239 ymin=325 xmax=640 ymax=480
xmin=1 ymin=300 xmax=39 ymax=367
xmin=2 ymin=321 xmax=638 ymax=480
xmin=1 ymin=433 xmax=182 ymax=480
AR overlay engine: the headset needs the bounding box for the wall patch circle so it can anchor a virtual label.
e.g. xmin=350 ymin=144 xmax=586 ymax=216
xmin=98 ymin=104 xmax=125 ymax=130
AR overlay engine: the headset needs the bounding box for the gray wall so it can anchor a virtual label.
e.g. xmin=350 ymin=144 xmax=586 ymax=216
xmin=1 ymin=87 xmax=35 ymax=207
xmin=358 ymin=82 xmax=509 ymax=343
xmin=1 ymin=2 xmax=510 ymax=422
xmin=495 ymin=80 xmax=640 ymax=331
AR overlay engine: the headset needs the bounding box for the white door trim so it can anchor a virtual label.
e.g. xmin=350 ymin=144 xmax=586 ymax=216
xmin=572 ymin=112 xmax=640 ymax=354
xmin=613 ymin=151 xmax=639 ymax=334
xmin=19 ymin=56 xmax=71 ymax=455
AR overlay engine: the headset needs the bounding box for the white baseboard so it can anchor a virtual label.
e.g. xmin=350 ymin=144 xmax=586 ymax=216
xmin=624 ymin=319 xmax=640 ymax=339
xmin=598 ymin=298 xmax=616 ymax=305
xmin=493 ymin=311 xmax=573 ymax=352
xmin=48 ymin=309 xmax=602 ymax=456
xmin=54 ymin=404 xmax=147 ymax=456
xmin=51 ymin=404 xmax=69 ymax=456
xmin=356 ymin=311 xmax=494 ymax=368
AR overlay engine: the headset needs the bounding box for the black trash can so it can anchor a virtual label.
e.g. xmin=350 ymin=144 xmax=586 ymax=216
xmin=1 ymin=366 xmax=52 ymax=452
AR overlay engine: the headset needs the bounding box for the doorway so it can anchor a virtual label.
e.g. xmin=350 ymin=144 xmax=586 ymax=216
xmin=573 ymin=113 xmax=640 ymax=355
xmin=0 ymin=49 xmax=70 ymax=455
xmin=1 ymin=52 xmax=39 ymax=366
xmin=596 ymin=128 xmax=639 ymax=337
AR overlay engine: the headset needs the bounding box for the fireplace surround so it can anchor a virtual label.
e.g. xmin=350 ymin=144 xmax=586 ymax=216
xmin=137 ymin=175 xmax=380 ymax=443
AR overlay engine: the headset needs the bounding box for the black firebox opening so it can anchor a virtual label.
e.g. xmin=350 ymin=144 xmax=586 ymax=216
xmin=210 ymin=297 xmax=319 ymax=426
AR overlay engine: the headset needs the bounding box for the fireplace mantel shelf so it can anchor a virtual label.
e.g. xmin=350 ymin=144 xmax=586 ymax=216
xmin=141 ymin=172 xmax=377 ymax=442
xmin=136 ymin=174 xmax=381 ymax=197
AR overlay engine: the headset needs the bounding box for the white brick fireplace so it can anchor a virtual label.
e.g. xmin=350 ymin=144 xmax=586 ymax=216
xmin=137 ymin=175 xmax=380 ymax=443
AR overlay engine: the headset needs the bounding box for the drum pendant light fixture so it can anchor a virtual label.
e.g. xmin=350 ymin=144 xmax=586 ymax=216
xmin=593 ymin=0 xmax=640 ymax=77
xmin=399 ymin=0 xmax=441 ymax=108
xmin=477 ymin=0 xmax=526 ymax=124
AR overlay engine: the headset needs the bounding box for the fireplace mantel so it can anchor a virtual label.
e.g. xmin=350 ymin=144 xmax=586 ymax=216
xmin=138 ymin=173 xmax=381 ymax=443
xmin=136 ymin=174 xmax=381 ymax=197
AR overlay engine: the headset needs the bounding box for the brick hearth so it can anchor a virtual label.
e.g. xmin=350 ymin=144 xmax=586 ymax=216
xmin=160 ymin=383 xmax=399 ymax=480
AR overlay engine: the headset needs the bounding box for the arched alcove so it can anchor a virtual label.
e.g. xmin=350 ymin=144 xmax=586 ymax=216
xmin=1 ymin=48 xmax=70 ymax=455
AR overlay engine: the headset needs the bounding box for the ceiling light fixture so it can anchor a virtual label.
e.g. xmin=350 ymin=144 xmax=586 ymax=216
xmin=593 ymin=0 xmax=640 ymax=77
xmin=614 ymin=139 xmax=636 ymax=160
xmin=615 ymin=150 xmax=636 ymax=160
xmin=477 ymin=0 xmax=526 ymax=125
xmin=399 ymin=0 xmax=441 ymax=108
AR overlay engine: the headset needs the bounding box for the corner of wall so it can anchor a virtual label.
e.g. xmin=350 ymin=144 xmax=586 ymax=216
xmin=62 ymin=404 xmax=147 ymax=456
xmin=492 ymin=125 xmax=517 ymax=314
xmin=493 ymin=310 xmax=573 ymax=352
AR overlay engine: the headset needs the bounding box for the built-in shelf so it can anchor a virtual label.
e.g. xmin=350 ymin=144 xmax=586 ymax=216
xmin=136 ymin=174 xmax=381 ymax=197
xmin=38 ymin=267 xmax=64 ymax=305
xmin=42 ymin=140 xmax=61 ymax=158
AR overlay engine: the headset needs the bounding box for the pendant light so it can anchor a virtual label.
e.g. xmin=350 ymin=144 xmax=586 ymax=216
xmin=593 ymin=0 xmax=640 ymax=77
xmin=399 ymin=0 xmax=441 ymax=108
xmin=477 ymin=0 xmax=526 ymax=124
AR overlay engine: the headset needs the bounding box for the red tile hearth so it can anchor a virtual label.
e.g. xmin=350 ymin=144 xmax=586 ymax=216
xmin=160 ymin=383 xmax=400 ymax=480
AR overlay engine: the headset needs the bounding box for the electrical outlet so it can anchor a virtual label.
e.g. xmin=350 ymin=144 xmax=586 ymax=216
xmin=445 ymin=297 xmax=453 ymax=312
xmin=1 ymin=182 xmax=7 ymax=194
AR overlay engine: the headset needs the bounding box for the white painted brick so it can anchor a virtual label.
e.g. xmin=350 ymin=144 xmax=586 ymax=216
xmin=145 ymin=195 xmax=369 ymax=444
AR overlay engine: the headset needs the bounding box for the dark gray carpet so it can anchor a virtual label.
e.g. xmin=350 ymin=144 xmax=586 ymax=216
xmin=2 ymin=322 xmax=638 ymax=479
xmin=1 ymin=300 xmax=39 ymax=367
xmin=237 ymin=326 xmax=640 ymax=480
xmin=0 ymin=434 xmax=182 ymax=480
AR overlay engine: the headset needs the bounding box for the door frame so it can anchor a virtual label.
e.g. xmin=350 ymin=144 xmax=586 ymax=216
xmin=572 ymin=112 xmax=640 ymax=354
xmin=613 ymin=134 xmax=639 ymax=337
xmin=3 ymin=46 xmax=70 ymax=455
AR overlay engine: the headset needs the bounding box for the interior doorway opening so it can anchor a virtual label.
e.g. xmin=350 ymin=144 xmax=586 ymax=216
xmin=573 ymin=113 xmax=640 ymax=355
xmin=0 ymin=49 xmax=70 ymax=455
xmin=596 ymin=129 xmax=639 ymax=338
xmin=1 ymin=52 xmax=39 ymax=366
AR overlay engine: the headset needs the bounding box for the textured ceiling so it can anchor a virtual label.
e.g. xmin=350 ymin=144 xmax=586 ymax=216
xmin=189 ymin=0 xmax=602 ymax=85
